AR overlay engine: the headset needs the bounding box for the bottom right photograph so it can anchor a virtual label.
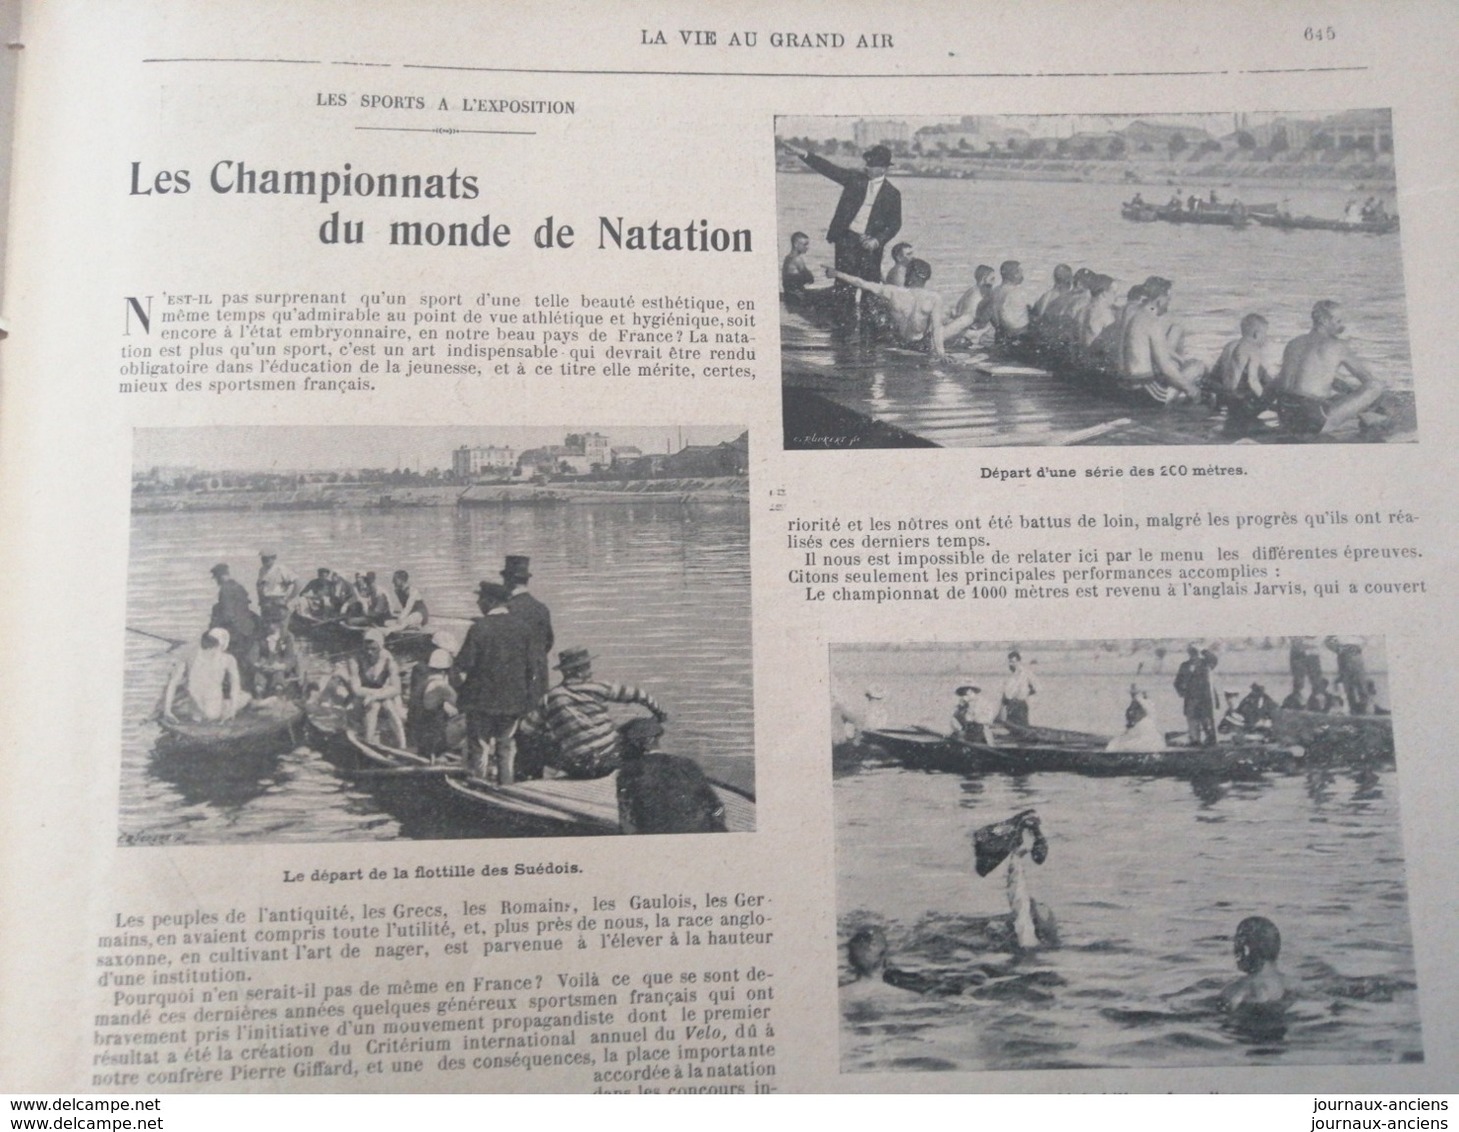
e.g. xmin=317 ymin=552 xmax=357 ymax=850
xmin=831 ymin=636 xmax=1421 ymax=1073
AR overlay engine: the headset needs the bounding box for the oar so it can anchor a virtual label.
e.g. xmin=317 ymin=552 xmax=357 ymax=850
xmin=127 ymin=626 xmax=188 ymax=650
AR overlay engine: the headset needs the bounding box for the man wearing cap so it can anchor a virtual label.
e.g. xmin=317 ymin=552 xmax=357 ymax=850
xmin=208 ymin=563 xmax=260 ymax=685
xmin=500 ymin=555 xmax=553 ymax=703
xmin=778 ymin=139 xmax=902 ymax=327
xmin=413 ymin=649 xmax=460 ymax=761
xmin=517 ymin=648 xmax=667 ymax=779
xmin=256 ymin=550 xmax=297 ymax=625
xmin=453 ymin=582 xmax=536 ymax=783
xmin=615 ymin=717 xmax=726 ymax=834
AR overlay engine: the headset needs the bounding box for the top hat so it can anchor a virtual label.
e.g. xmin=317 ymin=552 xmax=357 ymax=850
xmin=501 ymin=555 xmax=532 ymax=581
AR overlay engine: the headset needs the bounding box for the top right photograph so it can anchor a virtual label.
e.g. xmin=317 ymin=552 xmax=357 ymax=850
xmin=777 ymin=109 xmax=1416 ymax=448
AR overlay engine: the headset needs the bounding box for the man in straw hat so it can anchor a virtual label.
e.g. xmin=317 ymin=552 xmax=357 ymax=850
xmin=517 ymin=647 xmax=667 ymax=779
xmin=453 ymin=582 xmax=535 ymax=783
xmin=500 ymin=554 xmax=553 ymax=704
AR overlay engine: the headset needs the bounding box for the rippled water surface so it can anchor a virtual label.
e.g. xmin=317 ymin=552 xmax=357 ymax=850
xmin=122 ymin=504 xmax=752 ymax=844
xmin=833 ymin=645 xmax=1421 ymax=1071
xmin=779 ymin=175 xmax=1412 ymax=384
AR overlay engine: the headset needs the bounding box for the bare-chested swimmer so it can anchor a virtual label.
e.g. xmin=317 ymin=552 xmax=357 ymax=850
xmin=827 ymin=261 xmax=980 ymax=358
xmin=1215 ymin=313 xmax=1273 ymax=422
xmin=989 ymin=260 xmax=1033 ymax=342
xmin=1220 ymin=915 xmax=1290 ymax=1011
xmin=1119 ymin=276 xmax=1207 ymax=400
xmin=1031 ymin=263 xmax=1072 ymax=327
xmin=781 ymin=231 xmax=813 ymax=299
xmin=955 ymin=264 xmax=997 ymax=324
xmin=839 ymin=926 xmax=917 ymax=1010
xmin=1078 ymin=273 xmax=1119 ymax=354
xmin=885 ymin=242 xmax=915 ymax=286
xmin=1273 ymin=300 xmax=1387 ymax=435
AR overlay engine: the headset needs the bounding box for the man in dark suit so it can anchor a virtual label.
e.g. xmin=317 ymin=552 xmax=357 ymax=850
xmin=453 ymin=582 xmax=536 ymax=784
xmin=780 ymin=140 xmax=902 ymax=327
xmin=500 ymin=554 xmax=553 ymax=704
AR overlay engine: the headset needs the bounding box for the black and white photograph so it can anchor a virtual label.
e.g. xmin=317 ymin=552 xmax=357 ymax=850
xmin=832 ymin=637 xmax=1420 ymax=1071
xmin=777 ymin=111 xmax=1416 ymax=448
xmin=122 ymin=425 xmax=754 ymax=845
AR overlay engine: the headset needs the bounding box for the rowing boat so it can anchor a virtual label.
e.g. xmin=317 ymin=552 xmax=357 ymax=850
xmin=961 ymin=739 xmax=1304 ymax=778
xmin=858 ymin=725 xmax=1304 ymax=778
xmin=443 ymin=770 xmax=755 ymax=836
xmin=155 ymin=698 xmax=303 ymax=756
xmin=1252 ymin=212 xmax=1399 ymax=235
xmin=1271 ymin=708 xmax=1395 ymax=760
xmin=288 ymin=611 xmax=433 ymax=661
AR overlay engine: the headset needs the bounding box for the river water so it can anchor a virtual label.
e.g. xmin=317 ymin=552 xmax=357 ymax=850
xmin=833 ymin=641 xmax=1421 ymax=1071
xmin=778 ymin=174 xmax=1413 ymax=382
xmin=121 ymin=502 xmax=752 ymax=845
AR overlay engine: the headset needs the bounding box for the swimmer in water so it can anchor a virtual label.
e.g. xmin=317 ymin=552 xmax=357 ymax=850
xmin=973 ymin=809 xmax=1055 ymax=950
xmin=839 ymin=926 xmax=919 ymax=1011
xmin=1220 ymin=916 xmax=1290 ymax=1011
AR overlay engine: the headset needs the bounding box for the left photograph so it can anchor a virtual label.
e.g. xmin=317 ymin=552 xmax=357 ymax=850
xmin=123 ymin=425 xmax=754 ymax=845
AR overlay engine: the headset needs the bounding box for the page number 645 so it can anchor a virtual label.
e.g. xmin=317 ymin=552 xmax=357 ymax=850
xmin=1303 ymin=25 xmax=1336 ymax=41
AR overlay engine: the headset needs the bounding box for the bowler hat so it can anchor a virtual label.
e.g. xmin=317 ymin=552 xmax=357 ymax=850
xmin=863 ymin=145 xmax=892 ymax=167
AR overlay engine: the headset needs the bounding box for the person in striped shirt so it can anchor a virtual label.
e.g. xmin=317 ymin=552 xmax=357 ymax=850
xmin=518 ymin=648 xmax=667 ymax=779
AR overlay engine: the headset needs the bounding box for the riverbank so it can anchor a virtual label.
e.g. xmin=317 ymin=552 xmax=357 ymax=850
xmin=132 ymin=477 xmax=749 ymax=513
xmin=780 ymin=151 xmax=1396 ymax=193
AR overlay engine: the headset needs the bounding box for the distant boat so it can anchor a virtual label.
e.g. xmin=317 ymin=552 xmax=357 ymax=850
xmin=1252 ymin=212 xmax=1399 ymax=234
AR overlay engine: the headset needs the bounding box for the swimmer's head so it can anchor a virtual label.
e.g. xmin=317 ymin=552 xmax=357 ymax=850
xmin=890 ymin=241 xmax=913 ymax=264
xmin=1240 ymin=313 xmax=1269 ymax=342
xmin=790 ymin=231 xmax=809 ymax=253
xmin=1312 ymin=300 xmax=1344 ymax=335
xmin=1073 ymin=267 xmax=1093 ymax=289
xmin=848 ymin=927 xmax=888 ymax=976
xmin=999 ymin=259 xmax=1022 ymax=284
xmin=975 ymin=264 xmax=995 ymax=286
xmin=1089 ymin=273 xmax=1114 ymax=298
xmin=1053 ymin=263 xmax=1073 ymax=286
xmin=905 ymin=259 xmax=932 ymax=287
xmin=1127 ymin=284 xmax=1145 ymax=304
xmin=1233 ymin=916 xmax=1281 ymax=972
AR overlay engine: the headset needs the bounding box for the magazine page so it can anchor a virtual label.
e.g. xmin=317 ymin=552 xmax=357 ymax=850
xmin=0 ymin=0 xmax=1455 ymax=1102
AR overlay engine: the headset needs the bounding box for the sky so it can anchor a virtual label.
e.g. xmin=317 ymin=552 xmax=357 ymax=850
xmin=774 ymin=110 xmax=1368 ymax=143
xmin=133 ymin=425 xmax=745 ymax=473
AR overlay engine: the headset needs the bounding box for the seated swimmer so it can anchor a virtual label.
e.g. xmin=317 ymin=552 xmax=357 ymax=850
xmin=1273 ymin=300 xmax=1387 ymax=436
xmin=781 ymin=231 xmax=814 ymax=300
xmin=954 ymin=264 xmax=997 ymax=324
xmin=1215 ymin=313 xmax=1274 ymax=424
xmin=1031 ymin=263 xmax=1073 ymax=331
xmin=826 ymin=261 xmax=980 ymax=358
xmin=989 ymin=260 xmax=1033 ymax=344
xmin=1220 ymin=915 xmax=1290 ymax=1011
xmin=1118 ymin=276 xmax=1206 ymax=400
xmin=1078 ymin=273 xmax=1119 ymax=357
xmin=885 ymin=241 xmax=915 ymax=286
